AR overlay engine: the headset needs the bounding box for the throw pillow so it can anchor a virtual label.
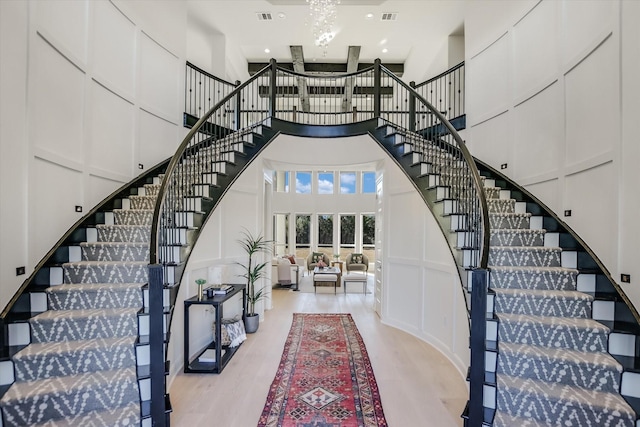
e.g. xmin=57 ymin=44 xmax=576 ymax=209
xmin=287 ymin=255 xmax=296 ymax=265
xmin=312 ymin=252 xmax=324 ymax=263
xmin=351 ymin=254 xmax=363 ymax=264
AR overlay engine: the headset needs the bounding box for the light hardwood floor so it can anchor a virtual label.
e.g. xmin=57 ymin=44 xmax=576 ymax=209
xmin=168 ymin=279 xmax=468 ymax=426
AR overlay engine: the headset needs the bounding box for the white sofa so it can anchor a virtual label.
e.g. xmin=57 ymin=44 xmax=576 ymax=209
xmin=273 ymin=256 xmax=304 ymax=287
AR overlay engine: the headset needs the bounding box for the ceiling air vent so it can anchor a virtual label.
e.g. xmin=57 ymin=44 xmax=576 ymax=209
xmin=257 ymin=12 xmax=273 ymax=21
xmin=381 ymin=12 xmax=398 ymax=21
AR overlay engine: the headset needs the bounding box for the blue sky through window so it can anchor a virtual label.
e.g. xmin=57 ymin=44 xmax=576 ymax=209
xmin=318 ymin=172 xmax=334 ymax=194
xmin=362 ymin=172 xmax=375 ymax=193
xmin=296 ymin=172 xmax=311 ymax=194
xmin=340 ymin=172 xmax=356 ymax=194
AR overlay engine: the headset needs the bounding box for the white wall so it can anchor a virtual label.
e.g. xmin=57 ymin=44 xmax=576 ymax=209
xmin=465 ymin=0 xmax=640 ymax=308
xmin=169 ymin=132 xmax=470 ymax=380
xmin=0 ymin=0 xmax=188 ymax=310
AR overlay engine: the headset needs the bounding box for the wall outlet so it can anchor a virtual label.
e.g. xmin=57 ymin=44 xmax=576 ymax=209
xmin=621 ymin=274 xmax=631 ymax=283
xmin=564 ymin=210 xmax=572 ymax=217
xmin=75 ymin=205 xmax=83 ymax=213
xmin=16 ymin=266 xmax=25 ymax=276
xmin=500 ymin=163 xmax=508 ymax=170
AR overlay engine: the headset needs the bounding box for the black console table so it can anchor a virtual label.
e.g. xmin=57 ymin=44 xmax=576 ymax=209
xmin=183 ymin=283 xmax=246 ymax=374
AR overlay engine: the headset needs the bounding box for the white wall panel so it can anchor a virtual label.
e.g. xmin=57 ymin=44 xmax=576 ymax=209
xmin=423 ymin=268 xmax=455 ymax=348
xmin=468 ymin=112 xmax=511 ymax=173
xmin=562 ymin=0 xmax=615 ymax=61
xmin=138 ymin=110 xmax=180 ymax=168
xmin=30 ymin=159 xmax=83 ymax=263
xmin=90 ymin=82 xmax=134 ymax=176
xmin=467 ymin=35 xmax=510 ymax=124
xmin=524 ymin=178 xmax=560 ymax=216
xmin=33 ymin=36 xmax=85 ymax=164
xmin=36 ymin=0 xmax=88 ymax=65
xmin=387 ymin=192 xmax=424 ymax=259
xmin=92 ymin=1 xmax=136 ymax=98
xmin=386 ymin=263 xmax=423 ymax=330
xmin=87 ymin=174 xmax=125 ymax=210
xmin=565 ymin=36 xmax=617 ymax=165
xmin=565 ymin=162 xmax=616 ymax=269
xmin=512 ymin=82 xmax=562 ymax=181
xmin=512 ymin=1 xmax=558 ymax=98
xmin=139 ymin=33 xmax=180 ymax=121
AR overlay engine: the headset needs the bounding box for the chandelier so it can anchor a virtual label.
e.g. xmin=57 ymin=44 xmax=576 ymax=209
xmin=307 ymin=0 xmax=340 ymax=57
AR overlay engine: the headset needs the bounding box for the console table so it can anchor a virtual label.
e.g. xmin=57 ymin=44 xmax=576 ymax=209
xmin=183 ymin=283 xmax=246 ymax=374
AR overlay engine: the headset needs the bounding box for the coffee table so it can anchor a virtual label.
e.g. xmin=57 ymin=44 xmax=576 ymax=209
xmin=313 ymin=266 xmax=341 ymax=293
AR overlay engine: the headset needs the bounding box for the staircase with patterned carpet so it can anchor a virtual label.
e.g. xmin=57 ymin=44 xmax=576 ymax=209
xmin=369 ymin=122 xmax=640 ymax=426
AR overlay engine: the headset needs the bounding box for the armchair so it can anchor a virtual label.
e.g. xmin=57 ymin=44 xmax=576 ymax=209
xmin=306 ymin=252 xmax=331 ymax=274
xmin=345 ymin=253 xmax=369 ymax=273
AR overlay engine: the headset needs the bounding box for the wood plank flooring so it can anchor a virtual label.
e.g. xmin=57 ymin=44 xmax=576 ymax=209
xmin=168 ymin=281 xmax=468 ymax=426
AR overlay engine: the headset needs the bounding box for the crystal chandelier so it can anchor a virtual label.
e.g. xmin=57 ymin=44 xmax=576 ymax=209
xmin=307 ymin=0 xmax=340 ymax=57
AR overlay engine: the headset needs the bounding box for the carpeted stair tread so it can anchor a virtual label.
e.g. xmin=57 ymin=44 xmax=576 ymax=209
xmin=489 ymin=212 xmax=532 ymax=229
xmin=493 ymin=410 xmax=554 ymax=427
xmin=12 ymin=336 xmax=137 ymax=382
xmin=29 ymin=401 xmax=140 ymax=427
xmin=492 ymin=288 xmax=592 ymax=317
xmin=0 ymin=367 xmax=139 ymax=427
xmin=46 ymin=283 xmax=143 ymax=310
xmin=495 ymin=374 xmax=635 ymax=426
xmin=112 ymin=209 xmax=153 ymax=225
xmin=128 ymin=195 xmax=156 ymax=210
xmin=497 ymin=312 xmax=610 ymax=352
xmin=63 ymin=261 xmax=148 ymax=284
xmin=79 ymin=242 xmax=149 ymax=262
xmin=96 ymin=225 xmax=151 ymax=243
xmin=30 ymin=308 xmax=138 ymax=343
xmin=489 ymin=246 xmax=562 ymax=267
xmin=497 ymin=341 xmax=623 ymax=392
xmin=487 ymin=199 xmax=516 ymax=213
xmin=490 ymin=229 xmax=546 ymax=246
xmin=490 ymin=266 xmax=578 ymax=290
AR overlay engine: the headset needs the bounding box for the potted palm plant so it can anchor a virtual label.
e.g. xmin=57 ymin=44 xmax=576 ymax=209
xmin=236 ymin=228 xmax=271 ymax=333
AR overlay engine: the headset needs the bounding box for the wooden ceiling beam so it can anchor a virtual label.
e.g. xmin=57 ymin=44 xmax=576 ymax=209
xmin=289 ymin=45 xmax=310 ymax=112
xmin=248 ymin=62 xmax=404 ymax=76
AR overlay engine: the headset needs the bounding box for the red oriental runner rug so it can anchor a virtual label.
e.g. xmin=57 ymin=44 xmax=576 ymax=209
xmin=258 ymin=313 xmax=387 ymax=427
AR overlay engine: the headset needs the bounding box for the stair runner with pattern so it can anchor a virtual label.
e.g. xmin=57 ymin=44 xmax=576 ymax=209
xmin=485 ymin=178 xmax=636 ymax=426
xmin=370 ymin=122 xmax=638 ymax=426
xmin=0 ymin=183 xmax=161 ymax=427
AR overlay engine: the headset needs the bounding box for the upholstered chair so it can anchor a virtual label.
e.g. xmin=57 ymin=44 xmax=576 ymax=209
xmin=345 ymin=253 xmax=369 ymax=273
xmin=306 ymin=252 xmax=331 ymax=274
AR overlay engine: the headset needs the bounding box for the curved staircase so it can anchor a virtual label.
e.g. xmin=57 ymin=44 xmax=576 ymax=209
xmin=1 ymin=59 xmax=639 ymax=427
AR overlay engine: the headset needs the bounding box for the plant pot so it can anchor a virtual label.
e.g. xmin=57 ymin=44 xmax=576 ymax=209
xmin=245 ymin=313 xmax=260 ymax=334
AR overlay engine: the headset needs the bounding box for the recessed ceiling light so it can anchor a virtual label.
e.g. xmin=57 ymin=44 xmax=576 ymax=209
xmin=382 ymin=48 xmax=388 ymax=53
xmin=365 ymin=13 xmax=374 ymax=19
xmin=278 ymin=12 xmax=286 ymax=19
xmin=265 ymin=48 xmax=271 ymax=53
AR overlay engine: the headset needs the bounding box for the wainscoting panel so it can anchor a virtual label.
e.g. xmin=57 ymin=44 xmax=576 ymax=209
xmin=564 ymin=161 xmax=617 ymax=269
xmin=139 ymin=32 xmax=180 ymax=122
xmin=86 ymin=174 xmax=126 ymax=213
xmin=565 ymin=35 xmax=618 ymax=165
xmin=30 ymin=159 xmax=83 ymax=264
xmin=92 ymin=0 xmax=136 ymax=99
xmin=562 ymin=0 xmax=615 ymax=61
xmin=33 ymin=36 xmax=85 ymax=164
xmin=387 ymin=192 xmax=424 ymax=260
xmin=467 ymin=33 xmax=510 ymax=125
xmin=512 ymin=81 xmax=562 ymax=181
xmin=89 ymin=81 xmax=135 ymax=177
xmin=35 ymin=0 xmax=88 ymax=65
xmin=386 ymin=262 xmax=423 ymax=333
xmin=423 ymin=267 xmax=456 ymax=349
xmin=138 ymin=109 xmax=180 ymax=168
xmin=523 ymin=178 xmax=560 ymax=217
xmin=467 ymin=111 xmax=511 ymax=173
xmin=512 ymin=0 xmax=558 ymax=99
